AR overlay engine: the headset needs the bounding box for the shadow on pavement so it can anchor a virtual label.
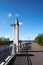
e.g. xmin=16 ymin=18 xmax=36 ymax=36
xmin=16 ymin=54 xmax=35 ymax=56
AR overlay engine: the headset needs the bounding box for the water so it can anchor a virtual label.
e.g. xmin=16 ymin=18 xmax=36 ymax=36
xmin=0 ymin=45 xmax=12 ymax=63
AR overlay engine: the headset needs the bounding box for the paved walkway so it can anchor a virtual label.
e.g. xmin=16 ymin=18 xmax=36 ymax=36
xmin=13 ymin=56 xmax=28 ymax=65
xmin=29 ymin=42 xmax=43 ymax=65
xmin=0 ymin=42 xmax=43 ymax=65
xmin=13 ymin=42 xmax=43 ymax=65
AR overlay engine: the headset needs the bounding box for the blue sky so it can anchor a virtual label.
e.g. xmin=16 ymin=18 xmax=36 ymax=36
xmin=0 ymin=0 xmax=43 ymax=40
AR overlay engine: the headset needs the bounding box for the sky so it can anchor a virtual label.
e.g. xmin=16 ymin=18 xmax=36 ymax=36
xmin=0 ymin=0 xmax=43 ymax=40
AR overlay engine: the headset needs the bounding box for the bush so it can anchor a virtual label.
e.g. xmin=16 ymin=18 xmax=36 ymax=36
xmin=34 ymin=34 xmax=43 ymax=46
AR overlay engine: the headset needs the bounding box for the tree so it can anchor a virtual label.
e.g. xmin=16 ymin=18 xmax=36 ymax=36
xmin=0 ymin=37 xmax=10 ymax=45
xmin=34 ymin=34 xmax=43 ymax=46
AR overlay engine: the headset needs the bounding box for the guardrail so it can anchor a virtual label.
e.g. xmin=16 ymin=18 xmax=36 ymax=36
xmin=0 ymin=54 xmax=16 ymax=65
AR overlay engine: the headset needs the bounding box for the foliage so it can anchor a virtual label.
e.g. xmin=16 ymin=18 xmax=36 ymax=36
xmin=34 ymin=34 xmax=43 ymax=46
xmin=0 ymin=37 xmax=10 ymax=45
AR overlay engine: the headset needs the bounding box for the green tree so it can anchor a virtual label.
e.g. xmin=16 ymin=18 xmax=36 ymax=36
xmin=0 ymin=37 xmax=10 ymax=45
xmin=34 ymin=34 xmax=43 ymax=46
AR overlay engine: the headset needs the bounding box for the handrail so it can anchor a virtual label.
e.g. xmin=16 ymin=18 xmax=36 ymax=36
xmin=0 ymin=54 xmax=16 ymax=65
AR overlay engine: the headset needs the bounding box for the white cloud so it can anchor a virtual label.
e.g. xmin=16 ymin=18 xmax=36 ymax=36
xmin=15 ymin=13 xmax=20 ymax=17
xmin=19 ymin=22 xmax=23 ymax=25
xmin=8 ymin=13 xmax=12 ymax=17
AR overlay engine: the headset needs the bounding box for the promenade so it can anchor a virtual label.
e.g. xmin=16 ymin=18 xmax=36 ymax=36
xmin=13 ymin=42 xmax=43 ymax=65
xmin=0 ymin=42 xmax=43 ymax=65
